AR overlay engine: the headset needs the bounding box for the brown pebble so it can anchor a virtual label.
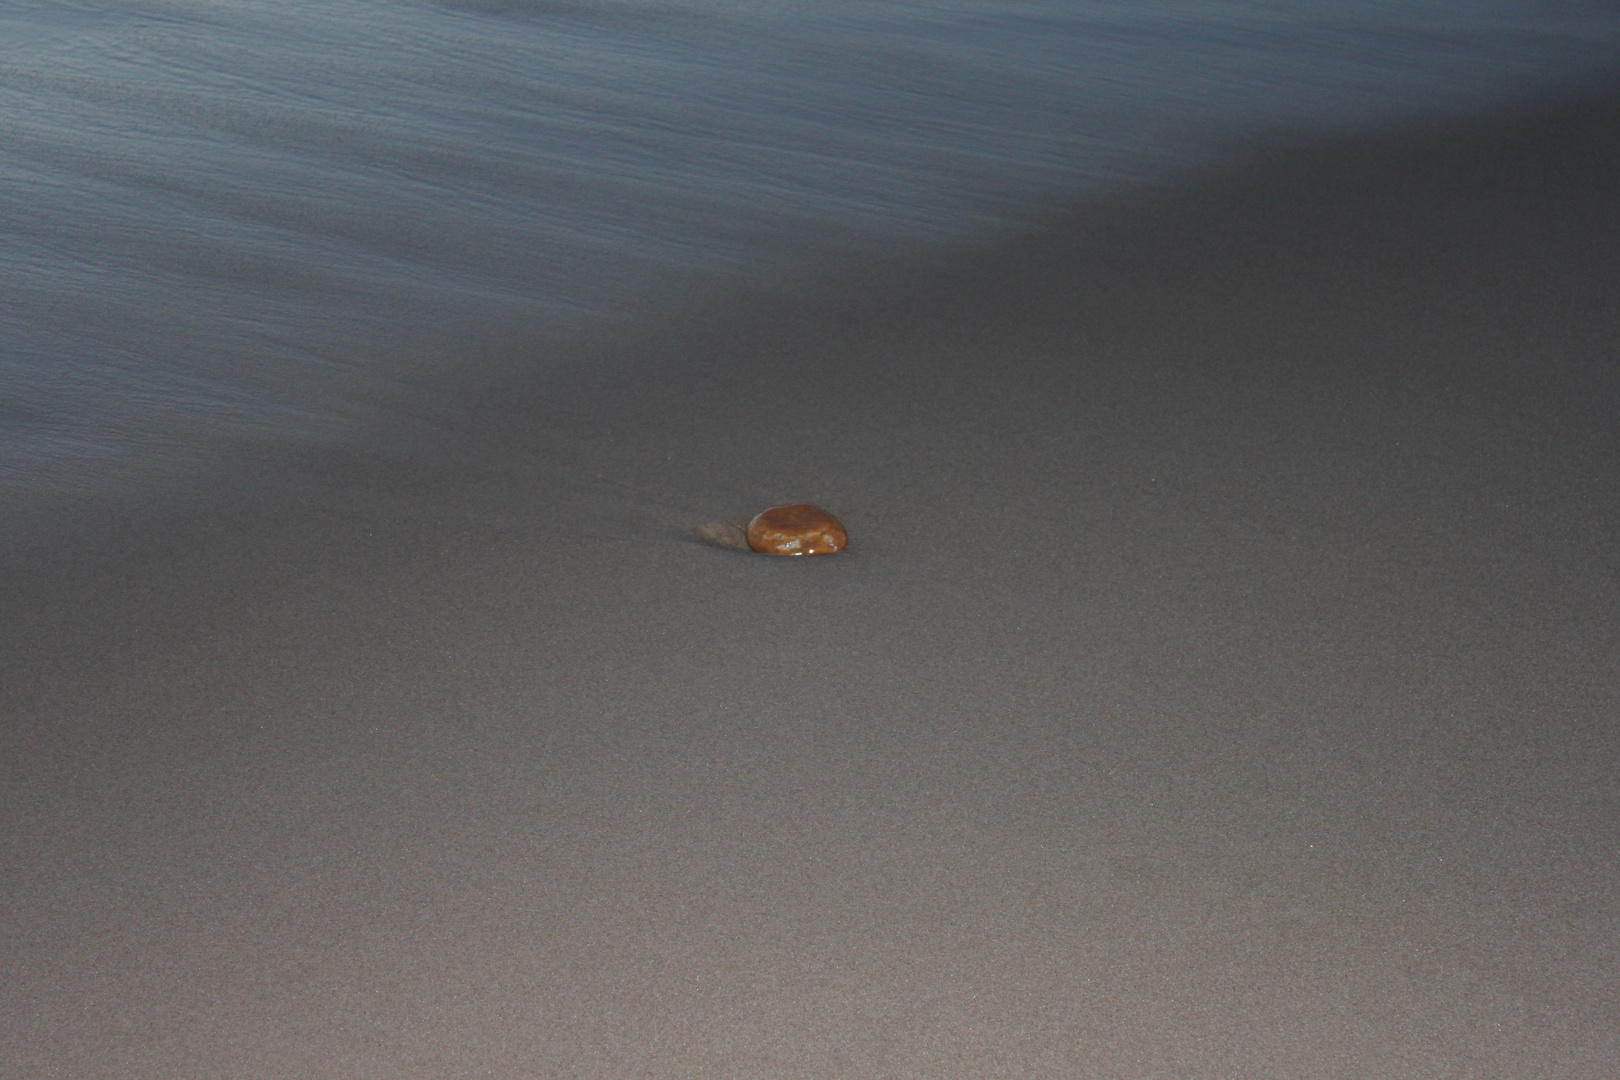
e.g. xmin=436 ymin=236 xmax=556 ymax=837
xmin=746 ymin=504 xmax=848 ymax=556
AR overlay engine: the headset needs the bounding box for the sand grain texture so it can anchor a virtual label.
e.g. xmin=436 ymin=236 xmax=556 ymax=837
xmin=3 ymin=86 xmax=1619 ymax=1079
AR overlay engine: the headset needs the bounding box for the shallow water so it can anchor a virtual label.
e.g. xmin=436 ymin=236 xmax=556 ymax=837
xmin=2 ymin=0 xmax=1615 ymax=521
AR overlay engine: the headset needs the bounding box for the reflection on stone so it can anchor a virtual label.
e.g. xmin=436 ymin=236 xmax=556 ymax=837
xmin=746 ymin=504 xmax=848 ymax=556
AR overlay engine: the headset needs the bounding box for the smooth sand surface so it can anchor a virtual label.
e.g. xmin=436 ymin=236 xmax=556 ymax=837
xmin=4 ymin=86 xmax=1618 ymax=1078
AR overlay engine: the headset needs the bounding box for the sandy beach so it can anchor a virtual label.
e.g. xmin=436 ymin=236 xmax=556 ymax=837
xmin=3 ymin=84 xmax=1617 ymax=1078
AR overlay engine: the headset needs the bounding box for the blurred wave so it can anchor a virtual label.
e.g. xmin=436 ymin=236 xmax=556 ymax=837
xmin=1 ymin=0 xmax=1615 ymax=517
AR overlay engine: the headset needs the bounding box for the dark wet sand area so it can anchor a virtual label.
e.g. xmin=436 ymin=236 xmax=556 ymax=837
xmin=3 ymin=85 xmax=1618 ymax=1078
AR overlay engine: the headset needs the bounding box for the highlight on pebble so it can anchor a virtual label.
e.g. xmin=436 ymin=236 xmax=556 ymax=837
xmin=745 ymin=503 xmax=848 ymax=556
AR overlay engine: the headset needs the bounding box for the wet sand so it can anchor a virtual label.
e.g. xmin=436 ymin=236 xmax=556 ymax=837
xmin=3 ymin=85 xmax=1618 ymax=1078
